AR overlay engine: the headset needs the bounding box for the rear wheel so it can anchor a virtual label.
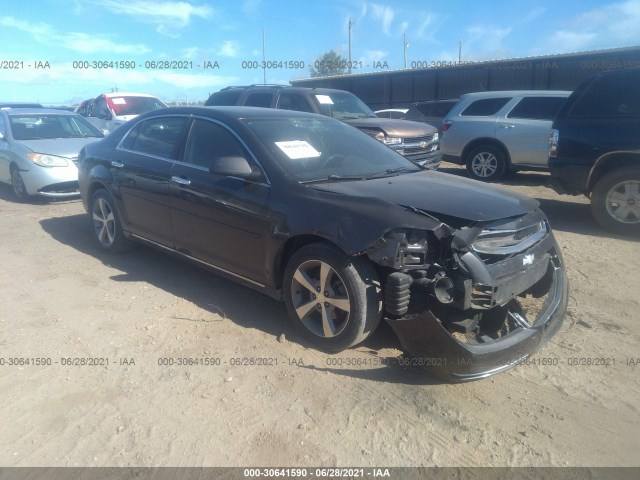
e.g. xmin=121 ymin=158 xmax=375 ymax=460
xmin=283 ymin=242 xmax=381 ymax=352
xmin=11 ymin=167 xmax=30 ymax=202
xmin=465 ymin=145 xmax=507 ymax=181
xmin=591 ymin=167 xmax=640 ymax=235
xmin=89 ymin=189 xmax=132 ymax=252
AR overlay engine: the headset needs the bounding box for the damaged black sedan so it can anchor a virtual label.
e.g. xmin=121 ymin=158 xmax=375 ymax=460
xmin=78 ymin=107 xmax=567 ymax=381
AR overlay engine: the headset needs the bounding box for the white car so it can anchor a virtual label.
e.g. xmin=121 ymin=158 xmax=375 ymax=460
xmin=78 ymin=92 xmax=167 ymax=133
xmin=0 ymin=108 xmax=104 ymax=200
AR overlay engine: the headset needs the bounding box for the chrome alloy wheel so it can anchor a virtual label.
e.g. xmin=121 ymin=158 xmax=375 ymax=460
xmin=471 ymin=152 xmax=498 ymax=178
xmin=605 ymin=180 xmax=640 ymax=224
xmin=92 ymin=197 xmax=116 ymax=247
xmin=290 ymin=260 xmax=351 ymax=338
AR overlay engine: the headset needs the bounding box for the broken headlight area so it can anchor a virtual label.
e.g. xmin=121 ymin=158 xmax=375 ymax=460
xmin=371 ymin=211 xmax=567 ymax=380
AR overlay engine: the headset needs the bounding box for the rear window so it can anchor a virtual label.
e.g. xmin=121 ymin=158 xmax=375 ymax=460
xmin=206 ymin=90 xmax=242 ymax=106
xmin=461 ymin=97 xmax=511 ymax=116
xmin=245 ymin=93 xmax=274 ymax=108
xmin=107 ymin=96 xmax=167 ymax=116
xmin=569 ymin=71 xmax=640 ymax=117
xmin=507 ymin=96 xmax=567 ymax=120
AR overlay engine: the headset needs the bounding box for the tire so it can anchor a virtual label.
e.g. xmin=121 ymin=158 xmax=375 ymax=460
xmin=89 ymin=189 xmax=132 ymax=253
xmin=283 ymin=242 xmax=381 ymax=352
xmin=590 ymin=167 xmax=640 ymax=235
xmin=10 ymin=166 xmax=30 ymax=202
xmin=465 ymin=145 xmax=507 ymax=181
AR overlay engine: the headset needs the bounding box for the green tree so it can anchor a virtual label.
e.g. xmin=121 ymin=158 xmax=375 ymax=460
xmin=309 ymin=50 xmax=348 ymax=77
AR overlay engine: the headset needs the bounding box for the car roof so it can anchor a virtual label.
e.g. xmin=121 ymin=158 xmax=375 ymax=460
xmin=101 ymin=92 xmax=160 ymax=98
xmin=218 ymin=85 xmax=355 ymax=95
xmin=460 ymin=90 xmax=572 ymax=99
xmin=4 ymin=108 xmax=79 ymax=115
xmin=144 ymin=105 xmax=327 ymax=119
xmin=0 ymin=102 xmax=44 ymax=108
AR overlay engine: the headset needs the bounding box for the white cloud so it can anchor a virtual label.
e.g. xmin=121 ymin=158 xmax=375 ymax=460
xmin=545 ymin=0 xmax=640 ymax=51
xmin=217 ymin=41 xmax=240 ymax=58
xmin=371 ymin=4 xmax=394 ymax=35
xmin=85 ymin=0 xmax=213 ymax=35
xmin=0 ymin=16 xmax=149 ymax=54
xmin=0 ymin=63 xmax=238 ymax=91
xmin=243 ymin=0 xmax=262 ymax=15
xmin=463 ymin=25 xmax=512 ymax=60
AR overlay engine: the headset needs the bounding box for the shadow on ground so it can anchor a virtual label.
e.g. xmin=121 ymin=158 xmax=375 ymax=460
xmin=38 ymin=212 xmax=442 ymax=385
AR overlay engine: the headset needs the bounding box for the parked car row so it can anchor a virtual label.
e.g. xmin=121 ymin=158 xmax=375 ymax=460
xmin=2 ymin=69 xmax=637 ymax=379
xmin=205 ymin=85 xmax=442 ymax=169
xmin=370 ymin=68 xmax=640 ymax=234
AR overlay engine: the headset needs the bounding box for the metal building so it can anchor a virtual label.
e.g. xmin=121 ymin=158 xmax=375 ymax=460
xmin=290 ymin=46 xmax=640 ymax=110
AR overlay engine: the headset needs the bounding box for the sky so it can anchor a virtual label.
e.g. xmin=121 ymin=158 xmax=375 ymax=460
xmin=1 ymin=0 xmax=639 ymax=105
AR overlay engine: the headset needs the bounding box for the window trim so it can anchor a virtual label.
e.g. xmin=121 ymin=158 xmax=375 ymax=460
xmin=177 ymin=115 xmax=272 ymax=187
xmin=117 ymin=113 xmax=191 ymax=162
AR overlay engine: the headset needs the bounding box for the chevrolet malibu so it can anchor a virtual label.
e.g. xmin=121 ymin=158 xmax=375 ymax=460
xmin=0 ymin=108 xmax=104 ymax=200
xmin=78 ymin=107 xmax=567 ymax=381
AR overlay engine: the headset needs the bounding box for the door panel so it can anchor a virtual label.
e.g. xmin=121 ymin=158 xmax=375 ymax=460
xmin=114 ymin=115 xmax=189 ymax=246
xmin=169 ymin=118 xmax=271 ymax=284
xmin=170 ymin=165 xmax=270 ymax=283
xmin=495 ymin=118 xmax=553 ymax=167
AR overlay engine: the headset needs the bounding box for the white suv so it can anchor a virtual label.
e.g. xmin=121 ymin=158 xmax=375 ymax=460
xmin=78 ymin=92 xmax=167 ymax=133
xmin=440 ymin=91 xmax=570 ymax=181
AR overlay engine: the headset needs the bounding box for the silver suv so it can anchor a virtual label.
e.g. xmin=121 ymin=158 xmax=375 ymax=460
xmin=440 ymin=91 xmax=570 ymax=181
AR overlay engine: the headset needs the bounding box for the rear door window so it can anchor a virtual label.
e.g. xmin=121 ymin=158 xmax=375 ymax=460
xmin=569 ymin=73 xmax=640 ymax=117
xmin=121 ymin=116 xmax=189 ymax=159
xmin=245 ymin=93 xmax=274 ymax=108
xmin=277 ymin=93 xmax=314 ymax=113
xmin=507 ymin=97 xmax=568 ymax=120
xmin=461 ymin=98 xmax=511 ymax=116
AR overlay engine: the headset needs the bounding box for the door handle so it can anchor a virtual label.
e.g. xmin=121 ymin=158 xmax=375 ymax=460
xmin=501 ymin=125 xmax=515 ymax=129
xmin=111 ymin=161 xmax=124 ymax=168
xmin=171 ymin=176 xmax=191 ymax=186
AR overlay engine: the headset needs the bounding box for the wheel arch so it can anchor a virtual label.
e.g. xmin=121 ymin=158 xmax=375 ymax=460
xmin=461 ymin=138 xmax=512 ymax=167
xmin=273 ymin=234 xmax=348 ymax=290
xmin=586 ymin=151 xmax=640 ymax=194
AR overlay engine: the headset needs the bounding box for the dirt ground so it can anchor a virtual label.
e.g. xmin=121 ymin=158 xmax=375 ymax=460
xmin=1 ymin=164 xmax=639 ymax=468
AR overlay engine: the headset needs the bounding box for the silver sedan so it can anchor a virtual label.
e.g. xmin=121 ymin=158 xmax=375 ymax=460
xmin=0 ymin=108 xmax=104 ymax=200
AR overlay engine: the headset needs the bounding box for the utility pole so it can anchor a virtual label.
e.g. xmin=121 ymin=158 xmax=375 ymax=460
xmin=458 ymin=38 xmax=463 ymax=62
xmin=348 ymin=17 xmax=355 ymax=74
xmin=262 ymin=29 xmax=266 ymax=85
xmin=403 ymin=33 xmax=409 ymax=69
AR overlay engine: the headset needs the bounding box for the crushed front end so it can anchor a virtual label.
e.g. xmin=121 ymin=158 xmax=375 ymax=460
xmin=368 ymin=209 xmax=568 ymax=381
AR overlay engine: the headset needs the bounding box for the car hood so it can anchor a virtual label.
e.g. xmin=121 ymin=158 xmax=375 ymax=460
xmin=343 ymin=117 xmax=437 ymax=137
xmin=19 ymin=138 xmax=102 ymax=158
xmin=311 ymin=170 xmax=538 ymax=223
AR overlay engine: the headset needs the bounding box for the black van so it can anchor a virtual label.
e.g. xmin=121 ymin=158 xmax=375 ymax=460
xmin=548 ymin=68 xmax=640 ymax=234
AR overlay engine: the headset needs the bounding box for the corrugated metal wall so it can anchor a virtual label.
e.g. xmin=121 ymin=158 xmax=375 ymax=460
xmin=291 ymin=47 xmax=640 ymax=109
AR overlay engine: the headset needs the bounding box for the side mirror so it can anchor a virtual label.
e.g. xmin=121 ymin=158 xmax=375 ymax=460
xmin=0 ymin=132 xmax=4 ymax=141
xmin=210 ymin=156 xmax=253 ymax=177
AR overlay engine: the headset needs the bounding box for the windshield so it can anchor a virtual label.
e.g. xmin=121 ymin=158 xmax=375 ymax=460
xmin=107 ymin=96 xmax=167 ymax=116
xmin=9 ymin=114 xmax=104 ymax=140
xmin=312 ymin=92 xmax=377 ymax=120
xmin=243 ymin=116 xmax=420 ymax=182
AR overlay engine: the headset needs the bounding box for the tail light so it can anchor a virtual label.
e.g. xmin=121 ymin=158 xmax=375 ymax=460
xmin=549 ymin=129 xmax=559 ymax=158
xmin=442 ymin=120 xmax=453 ymax=132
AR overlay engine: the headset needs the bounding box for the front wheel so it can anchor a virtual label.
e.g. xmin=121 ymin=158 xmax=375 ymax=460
xmin=11 ymin=167 xmax=30 ymax=202
xmin=89 ymin=189 xmax=132 ymax=252
xmin=465 ymin=146 xmax=507 ymax=181
xmin=591 ymin=167 xmax=640 ymax=235
xmin=283 ymin=242 xmax=381 ymax=352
